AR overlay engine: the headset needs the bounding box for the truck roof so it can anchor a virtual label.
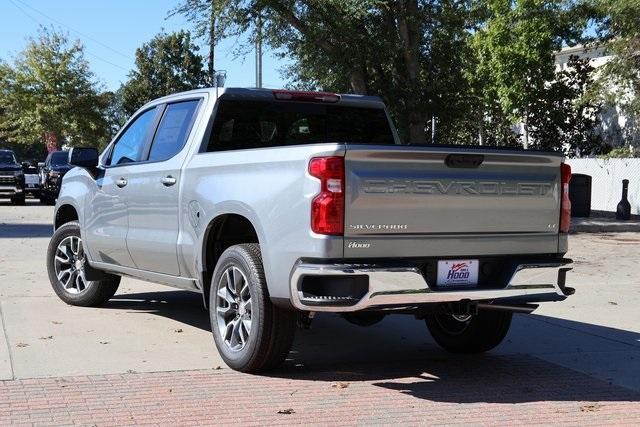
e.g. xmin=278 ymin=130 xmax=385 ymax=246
xmin=147 ymin=87 xmax=387 ymax=110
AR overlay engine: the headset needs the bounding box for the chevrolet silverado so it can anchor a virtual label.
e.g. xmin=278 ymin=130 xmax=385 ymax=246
xmin=47 ymin=88 xmax=574 ymax=372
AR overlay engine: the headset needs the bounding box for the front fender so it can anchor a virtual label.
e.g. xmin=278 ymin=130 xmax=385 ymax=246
xmin=55 ymin=167 xmax=95 ymax=259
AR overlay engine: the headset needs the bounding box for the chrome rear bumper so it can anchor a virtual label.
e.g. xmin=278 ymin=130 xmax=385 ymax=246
xmin=290 ymin=259 xmax=572 ymax=312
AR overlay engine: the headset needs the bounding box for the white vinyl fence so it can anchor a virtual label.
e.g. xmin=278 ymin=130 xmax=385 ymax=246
xmin=566 ymin=158 xmax=640 ymax=215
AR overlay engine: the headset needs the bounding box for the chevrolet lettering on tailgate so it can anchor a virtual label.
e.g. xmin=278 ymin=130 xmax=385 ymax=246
xmin=363 ymin=179 xmax=553 ymax=196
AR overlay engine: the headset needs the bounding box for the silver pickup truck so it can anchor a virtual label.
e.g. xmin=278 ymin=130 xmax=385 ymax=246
xmin=47 ymin=88 xmax=574 ymax=372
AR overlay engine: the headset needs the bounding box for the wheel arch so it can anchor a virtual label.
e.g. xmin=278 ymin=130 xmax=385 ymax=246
xmin=54 ymin=203 xmax=79 ymax=230
xmin=201 ymin=213 xmax=261 ymax=308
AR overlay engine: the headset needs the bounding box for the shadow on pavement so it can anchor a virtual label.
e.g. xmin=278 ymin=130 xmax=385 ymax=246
xmin=108 ymin=291 xmax=211 ymax=330
xmin=0 ymin=223 xmax=53 ymax=238
xmin=106 ymin=289 xmax=640 ymax=403
xmin=280 ymin=354 xmax=640 ymax=404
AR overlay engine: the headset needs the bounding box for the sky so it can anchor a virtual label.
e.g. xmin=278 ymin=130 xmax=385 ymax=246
xmin=0 ymin=0 xmax=289 ymax=91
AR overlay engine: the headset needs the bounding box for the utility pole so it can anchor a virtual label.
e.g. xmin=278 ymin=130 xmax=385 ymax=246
xmin=255 ymin=14 xmax=262 ymax=88
xmin=208 ymin=0 xmax=216 ymax=85
xmin=431 ymin=116 xmax=436 ymax=143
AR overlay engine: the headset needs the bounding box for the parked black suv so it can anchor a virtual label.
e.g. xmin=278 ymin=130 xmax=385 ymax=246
xmin=40 ymin=151 xmax=71 ymax=205
xmin=0 ymin=149 xmax=26 ymax=205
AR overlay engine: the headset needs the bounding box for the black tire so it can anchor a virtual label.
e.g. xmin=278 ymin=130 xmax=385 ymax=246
xmin=47 ymin=221 xmax=120 ymax=307
xmin=11 ymin=194 xmax=26 ymax=205
xmin=342 ymin=312 xmax=386 ymax=327
xmin=40 ymin=194 xmax=54 ymax=205
xmin=425 ymin=309 xmax=512 ymax=354
xmin=209 ymin=243 xmax=296 ymax=373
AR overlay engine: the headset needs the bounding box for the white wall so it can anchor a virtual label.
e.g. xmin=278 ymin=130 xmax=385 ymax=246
xmin=566 ymin=158 xmax=640 ymax=215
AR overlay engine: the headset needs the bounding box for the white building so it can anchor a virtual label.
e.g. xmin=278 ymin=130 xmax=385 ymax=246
xmin=554 ymin=45 xmax=638 ymax=150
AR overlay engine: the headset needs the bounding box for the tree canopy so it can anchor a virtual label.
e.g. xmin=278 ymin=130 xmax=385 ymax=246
xmin=174 ymin=0 xmax=599 ymax=151
xmin=120 ymin=30 xmax=209 ymax=116
xmin=0 ymin=28 xmax=111 ymax=150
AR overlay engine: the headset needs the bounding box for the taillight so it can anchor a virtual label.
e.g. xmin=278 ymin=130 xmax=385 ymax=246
xmin=273 ymin=90 xmax=340 ymax=103
xmin=560 ymin=163 xmax=572 ymax=233
xmin=309 ymin=156 xmax=345 ymax=235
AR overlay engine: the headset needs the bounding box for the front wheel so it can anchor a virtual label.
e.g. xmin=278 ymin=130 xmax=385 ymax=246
xmin=425 ymin=309 xmax=512 ymax=354
xmin=11 ymin=194 xmax=25 ymax=205
xmin=47 ymin=221 xmax=120 ymax=306
xmin=209 ymin=244 xmax=296 ymax=373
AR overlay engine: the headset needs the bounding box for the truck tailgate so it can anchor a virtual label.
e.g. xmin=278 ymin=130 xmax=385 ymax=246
xmin=344 ymin=145 xmax=563 ymax=258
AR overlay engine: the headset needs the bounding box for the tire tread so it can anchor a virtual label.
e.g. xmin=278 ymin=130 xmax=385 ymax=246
xmin=47 ymin=221 xmax=120 ymax=307
xmin=209 ymin=243 xmax=296 ymax=373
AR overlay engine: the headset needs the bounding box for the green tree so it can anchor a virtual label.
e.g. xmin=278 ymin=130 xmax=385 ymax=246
xmin=120 ymin=31 xmax=208 ymax=116
xmin=175 ymin=0 xmax=595 ymax=146
xmin=174 ymin=0 xmax=480 ymax=144
xmin=527 ymin=56 xmax=604 ymax=155
xmin=0 ymin=28 xmax=111 ymax=150
xmin=469 ymin=0 xmax=588 ymax=147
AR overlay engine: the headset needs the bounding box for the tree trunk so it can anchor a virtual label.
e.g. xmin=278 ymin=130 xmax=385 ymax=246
xmin=349 ymin=69 xmax=368 ymax=94
xmin=408 ymin=117 xmax=426 ymax=144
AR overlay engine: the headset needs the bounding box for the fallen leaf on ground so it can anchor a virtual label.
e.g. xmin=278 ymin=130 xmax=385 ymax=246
xmin=277 ymin=409 xmax=295 ymax=415
xmin=214 ymin=366 xmax=222 ymax=370
xmin=580 ymin=404 xmax=603 ymax=412
xmin=99 ymin=341 xmax=110 ymax=345
xmin=39 ymin=336 xmax=53 ymax=340
xmin=332 ymin=382 xmax=349 ymax=389
xmin=51 ymin=321 xmax=62 ymax=325
xmin=16 ymin=343 xmax=28 ymax=348
xmin=608 ymin=301 xmax=618 ymax=305
xmin=174 ymin=328 xmax=183 ymax=333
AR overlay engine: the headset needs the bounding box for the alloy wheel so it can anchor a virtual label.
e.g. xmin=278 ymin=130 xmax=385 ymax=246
xmin=433 ymin=313 xmax=473 ymax=335
xmin=215 ymin=266 xmax=253 ymax=352
xmin=53 ymin=236 xmax=88 ymax=294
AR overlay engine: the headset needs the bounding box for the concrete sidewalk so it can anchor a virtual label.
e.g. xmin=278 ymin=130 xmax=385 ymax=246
xmin=572 ymin=216 xmax=640 ymax=233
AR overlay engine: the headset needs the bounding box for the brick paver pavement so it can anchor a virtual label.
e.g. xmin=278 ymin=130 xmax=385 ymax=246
xmin=1 ymin=355 xmax=639 ymax=426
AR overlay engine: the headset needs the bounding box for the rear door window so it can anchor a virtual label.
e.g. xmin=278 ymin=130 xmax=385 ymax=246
xmin=148 ymin=100 xmax=200 ymax=162
xmin=207 ymin=99 xmax=395 ymax=151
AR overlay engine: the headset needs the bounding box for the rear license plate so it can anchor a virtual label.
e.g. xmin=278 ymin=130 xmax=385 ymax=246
xmin=437 ymin=260 xmax=479 ymax=287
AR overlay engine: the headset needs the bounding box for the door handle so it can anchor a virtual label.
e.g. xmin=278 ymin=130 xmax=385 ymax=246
xmin=115 ymin=177 xmax=127 ymax=188
xmin=161 ymin=176 xmax=177 ymax=187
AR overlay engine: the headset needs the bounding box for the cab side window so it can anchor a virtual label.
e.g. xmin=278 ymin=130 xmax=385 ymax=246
xmin=147 ymin=100 xmax=199 ymax=162
xmin=108 ymin=107 xmax=157 ymax=166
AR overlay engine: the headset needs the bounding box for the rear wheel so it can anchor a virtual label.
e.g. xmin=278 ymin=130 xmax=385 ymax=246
xmin=425 ymin=309 xmax=512 ymax=353
xmin=342 ymin=312 xmax=386 ymax=327
xmin=47 ymin=222 xmax=120 ymax=306
xmin=209 ymin=244 xmax=296 ymax=373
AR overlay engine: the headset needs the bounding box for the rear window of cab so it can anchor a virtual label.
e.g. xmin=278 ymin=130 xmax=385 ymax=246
xmin=206 ymin=99 xmax=395 ymax=151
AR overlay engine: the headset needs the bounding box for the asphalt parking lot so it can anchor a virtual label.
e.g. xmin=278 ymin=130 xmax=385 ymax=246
xmin=1 ymin=200 xmax=639 ymax=424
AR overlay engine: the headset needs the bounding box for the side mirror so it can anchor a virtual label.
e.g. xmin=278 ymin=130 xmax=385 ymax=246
xmin=69 ymin=147 xmax=99 ymax=169
xmin=37 ymin=162 xmax=45 ymax=168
